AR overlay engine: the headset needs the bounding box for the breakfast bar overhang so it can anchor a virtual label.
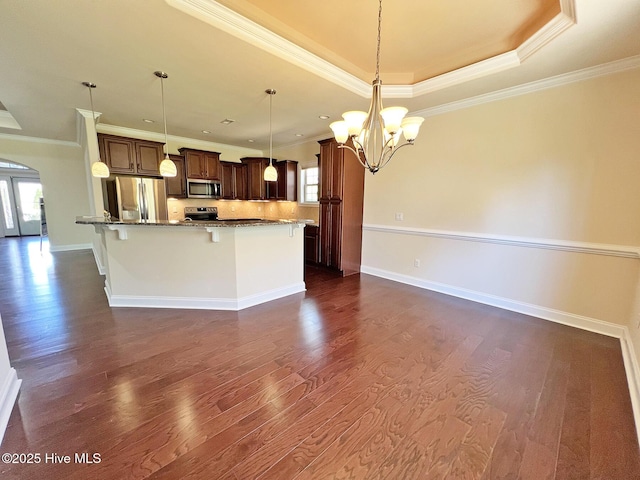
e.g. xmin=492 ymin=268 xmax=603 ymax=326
xmin=77 ymin=218 xmax=306 ymax=311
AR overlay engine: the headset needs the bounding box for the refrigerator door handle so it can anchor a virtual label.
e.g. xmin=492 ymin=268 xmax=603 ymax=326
xmin=141 ymin=181 xmax=148 ymax=221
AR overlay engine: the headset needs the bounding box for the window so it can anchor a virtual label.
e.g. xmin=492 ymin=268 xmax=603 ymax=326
xmin=301 ymin=167 xmax=319 ymax=204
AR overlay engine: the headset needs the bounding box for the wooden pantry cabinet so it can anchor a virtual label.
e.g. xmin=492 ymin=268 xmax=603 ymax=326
xmin=317 ymin=138 xmax=364 ymax=276
xmin=98 ymin=134 xmax=164 ymax=176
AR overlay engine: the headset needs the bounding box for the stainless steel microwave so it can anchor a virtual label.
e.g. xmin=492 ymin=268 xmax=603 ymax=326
xmin=187 ymin=178 xmax=222 ymax=199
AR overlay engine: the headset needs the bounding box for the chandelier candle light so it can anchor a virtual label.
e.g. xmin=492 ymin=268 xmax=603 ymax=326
xmin=263 ymin=89 xmax=278 ymax=182
xmin=329 ymin=0 xmax=424 ymax=174
xmin=82 ymin=82 xmax=110 ymax=178
xmin=154 ymin=71 xmax=177 ymax=178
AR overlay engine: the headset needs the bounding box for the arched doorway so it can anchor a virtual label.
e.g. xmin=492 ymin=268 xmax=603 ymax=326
xmin=0 ymin=160 xmax=43 ymax=237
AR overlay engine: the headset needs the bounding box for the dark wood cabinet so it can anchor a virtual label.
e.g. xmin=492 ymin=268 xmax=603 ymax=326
xmin=98 ymin=134 xmax=163 ymax=176
xmin=179 ymin=148 xmax=221 ymax=180
xmin=318 ymin=138 xmax=364 ymax=276
xmin=268 ymin=160 xmax=298 ymax=201
xmin=220 ymin=161 xmax=247 ymax=200
xmin=240 ymin=157 xmax=271 ymax=200
xmin=304 ymin=224 xmax=320 ymax=264
xmin=165 ymin=155 xmax=186 ymax=198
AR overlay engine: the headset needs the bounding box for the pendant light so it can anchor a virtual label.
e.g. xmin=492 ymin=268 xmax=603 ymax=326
xmin=329 ymin=0 xmax=424 ymax=174
xmin=82 ymin=82 xmax=110 ymax=178
xmin=154 ymin=71 xmax=177 ymax=177
xmin=263 ymin=89 xmax=278 ymax=182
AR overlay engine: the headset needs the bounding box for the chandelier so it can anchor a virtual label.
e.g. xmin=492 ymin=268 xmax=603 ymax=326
xmin=329 ymin=0 xmax=424 ymax=174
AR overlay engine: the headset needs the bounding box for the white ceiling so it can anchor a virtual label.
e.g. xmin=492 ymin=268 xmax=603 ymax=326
xmin=0 ymin=0 xmax=639 ymax=152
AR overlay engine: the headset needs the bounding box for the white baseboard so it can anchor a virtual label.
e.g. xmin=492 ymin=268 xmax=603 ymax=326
xmin=0 ymin=368 xmax=22 ymax=446
xmin=49 ymin=243 xmax=92 ymax=252
xmin=91 ymin=246 xmax=105 ymax=275
xmin=620 ymin=329 xmax=640 ymax=448
xmin=361 ymin=265 xmax=640 ymax=445
xmin=104 ymin=282 xmax=306 ymax=311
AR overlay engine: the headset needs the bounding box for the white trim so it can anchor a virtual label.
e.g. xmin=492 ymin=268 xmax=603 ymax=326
xmin=363 ymin=224 xmax=640 ymax=259
xmin=0 ymin=368 xmax=22 ymax=446
xmin=96 ymin=123 xmax=262 ymax=157
xmin=418 ymin=55 xmax=640 ymax=118
xmin=165 ymin=0 xmax=370 ymax=97
xmin=361 ymin=265 xmax=626 ymax=337
xmin=165 ymin=0 xmax=578 ymax=99
xmin=0 ymin=132 xmax=79 ymax=148
xmin=620 ymin=329 xmax=640 ymax=447
xmin=516 ymin=1 xmax=577 ymax=62
xmin=105 ymin=282 xmax=306 ymax=311
xmin=49 ymin=243 xmax=93 ymax=253
xmin=91 ymin=245 xmax=106 ymax=276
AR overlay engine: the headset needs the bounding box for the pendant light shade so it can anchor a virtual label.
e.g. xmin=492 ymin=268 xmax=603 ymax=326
xmin=82 ymin=82 xmax=110 ymax=178
xmin=264 ymin=89 xmax=278 ymax=182
xmin=154 ymin=71 xmax=177 ymax=178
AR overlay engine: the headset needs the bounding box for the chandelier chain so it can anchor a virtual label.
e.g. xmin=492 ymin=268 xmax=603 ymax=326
xmin=375 ymin=0 xmax=382 ymax=80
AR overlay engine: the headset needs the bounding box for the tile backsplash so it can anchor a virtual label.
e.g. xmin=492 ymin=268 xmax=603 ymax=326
xmin=167 ymin=198 xmax=319 ymax=223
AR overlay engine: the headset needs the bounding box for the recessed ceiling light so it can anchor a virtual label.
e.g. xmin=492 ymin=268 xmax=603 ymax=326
xmin=248 ymin=139 xmax=255 ymax=143
xmin=220 ymin=119 xmax=235 ymax=125
xmin=319 ymin=115 xmax=330 ymax=120
xmin=143 ymin=118 xmax=155 ymax=123
xmin=202 ymin=130 xmax=211 ymax=134
xmin=295 ymin=133 xmax=304 ymax=137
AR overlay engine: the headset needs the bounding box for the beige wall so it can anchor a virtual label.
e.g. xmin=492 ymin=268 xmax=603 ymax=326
xmin=362 ymin=68 xmax=640 ymax=331
xmin=0 ymin=135 xmax=94 ymax=249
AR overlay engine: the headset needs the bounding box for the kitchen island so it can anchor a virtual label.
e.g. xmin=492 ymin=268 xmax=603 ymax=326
xmin=77 ymin=217 xmax=306 ymax=310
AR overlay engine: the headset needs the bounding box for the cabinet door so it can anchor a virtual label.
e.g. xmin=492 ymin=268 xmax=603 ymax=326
xmin=304 ymin=225 xmax=319 ymax=264
xmin=185 ymin=151 xmax=206 ymax=179
xmin=100 ymin=135 xmax=135 ymax=174
xmin=220 ymin=162 xmax=234 ymax=199
xmin=319 ymin=200 xmax=342 ymax=269
xmin=329 ymin=141 xmax=344 ymax=200
xmin=204 ymin=153 xmax=220 ymax=180
xmin=235 ymin=164 xmax=248 ymax=200
xmin=319 ymin=140 xmax=333 ymax=200
xmin=136 ymin=140 xmax=163 ymax=176
xmin=245 ymin=160 xmax=268 ymax=200
xmin=165 ymin=155 xmax=186 ymax=198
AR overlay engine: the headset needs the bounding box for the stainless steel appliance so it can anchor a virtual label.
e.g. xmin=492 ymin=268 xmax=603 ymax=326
xmin=184 ymin=206 xmax=218 ymax=221
xmin=103 ymin=176 xmax=168 ymax=222
xmin=187 ymin=178 xmax=221 ymax=199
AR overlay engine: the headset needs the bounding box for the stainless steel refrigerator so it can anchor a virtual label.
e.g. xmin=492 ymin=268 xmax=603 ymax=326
xmin=102 ymin=176 xmax=168 ymax=222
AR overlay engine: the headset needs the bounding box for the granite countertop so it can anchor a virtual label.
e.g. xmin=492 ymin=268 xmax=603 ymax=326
xmin=76 ymin=216 xmax=311 ymax=228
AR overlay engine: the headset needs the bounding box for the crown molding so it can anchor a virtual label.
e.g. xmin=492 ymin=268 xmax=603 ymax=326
xmin=0 ymin=132 xmax=79 ymax=148
xmin=517 ymin=0 xmax=577 ymax=62
xmin=96 ymin=123 xmax=263 ymax=156
xmin=0 ymin=110 xmax=21 ymax=130
xmin=166 ymin=0 xmax=577 ymax=99
xmin=165 ymin=0 xmax=370 ymax=97
xmin=417 ymin=54 xmax=640 ymax=118
xmin=76 ymin=108 xmax=101 ymax=146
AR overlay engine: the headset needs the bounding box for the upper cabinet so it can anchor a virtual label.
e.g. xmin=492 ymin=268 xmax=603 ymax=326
xmin=319 ymin=139 xmax=345 ymax=201
xmin=179 ymin=148 xmax=221 ymax=180
xmin=220 ymin=161 xmax=247 ymax=200
xmin=98 ymin=134 xmax=164 ymax=176
xmin=269 ymin=160 xmax=298 ymax=201
xmin=240 ymin=157 xmax=270 ymax=200
xmin=165 ymin=154 xmax=186 ymax=198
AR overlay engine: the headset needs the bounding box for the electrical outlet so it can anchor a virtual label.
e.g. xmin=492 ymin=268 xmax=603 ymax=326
xmin=231 ymin=205 xmax=236 ymax=212
xmin=414 ymin=259 xmax=420 ymax=268
xmin=395 ymin=212 xmax=404 ymax=221
xmin=257 ymin=206 xmax=262 ymax=212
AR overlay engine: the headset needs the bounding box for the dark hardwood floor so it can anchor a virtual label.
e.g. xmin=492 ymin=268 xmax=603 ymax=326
xmin=0 ymin=236 xmax=639 ymax=479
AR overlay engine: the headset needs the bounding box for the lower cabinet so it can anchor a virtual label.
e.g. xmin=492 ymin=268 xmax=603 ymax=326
xmin=304 ymin=225 xmax=319 ymax=264
xmin=319 ymin=200 xmax=342 ymax=270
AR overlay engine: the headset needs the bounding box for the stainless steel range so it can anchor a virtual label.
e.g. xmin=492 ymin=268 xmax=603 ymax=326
xmin=184 ymin=206 xmax=218 ymax=221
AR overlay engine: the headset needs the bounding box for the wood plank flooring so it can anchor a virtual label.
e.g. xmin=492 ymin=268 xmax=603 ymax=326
xmin=0 ymin=236 xmax=639 ymax=479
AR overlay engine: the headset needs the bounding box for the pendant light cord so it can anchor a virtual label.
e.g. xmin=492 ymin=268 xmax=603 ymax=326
xmin=87 ymin=85 xmax=97 ymax=127
xmin=269 ymin=91 xmax=273 ymax=166
xmin=160 ymin=77 xmax=169 ymax=155
xmin=375 ymin=0 xmax=382 ymax=81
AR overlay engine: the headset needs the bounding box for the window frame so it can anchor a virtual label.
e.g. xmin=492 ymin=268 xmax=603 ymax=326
xmin=299 ymin=166 xmax=319 ymax=205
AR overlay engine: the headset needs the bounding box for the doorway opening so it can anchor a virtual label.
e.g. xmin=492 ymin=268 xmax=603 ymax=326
xmin=0 ymin=160 xmax=44 ymax=238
